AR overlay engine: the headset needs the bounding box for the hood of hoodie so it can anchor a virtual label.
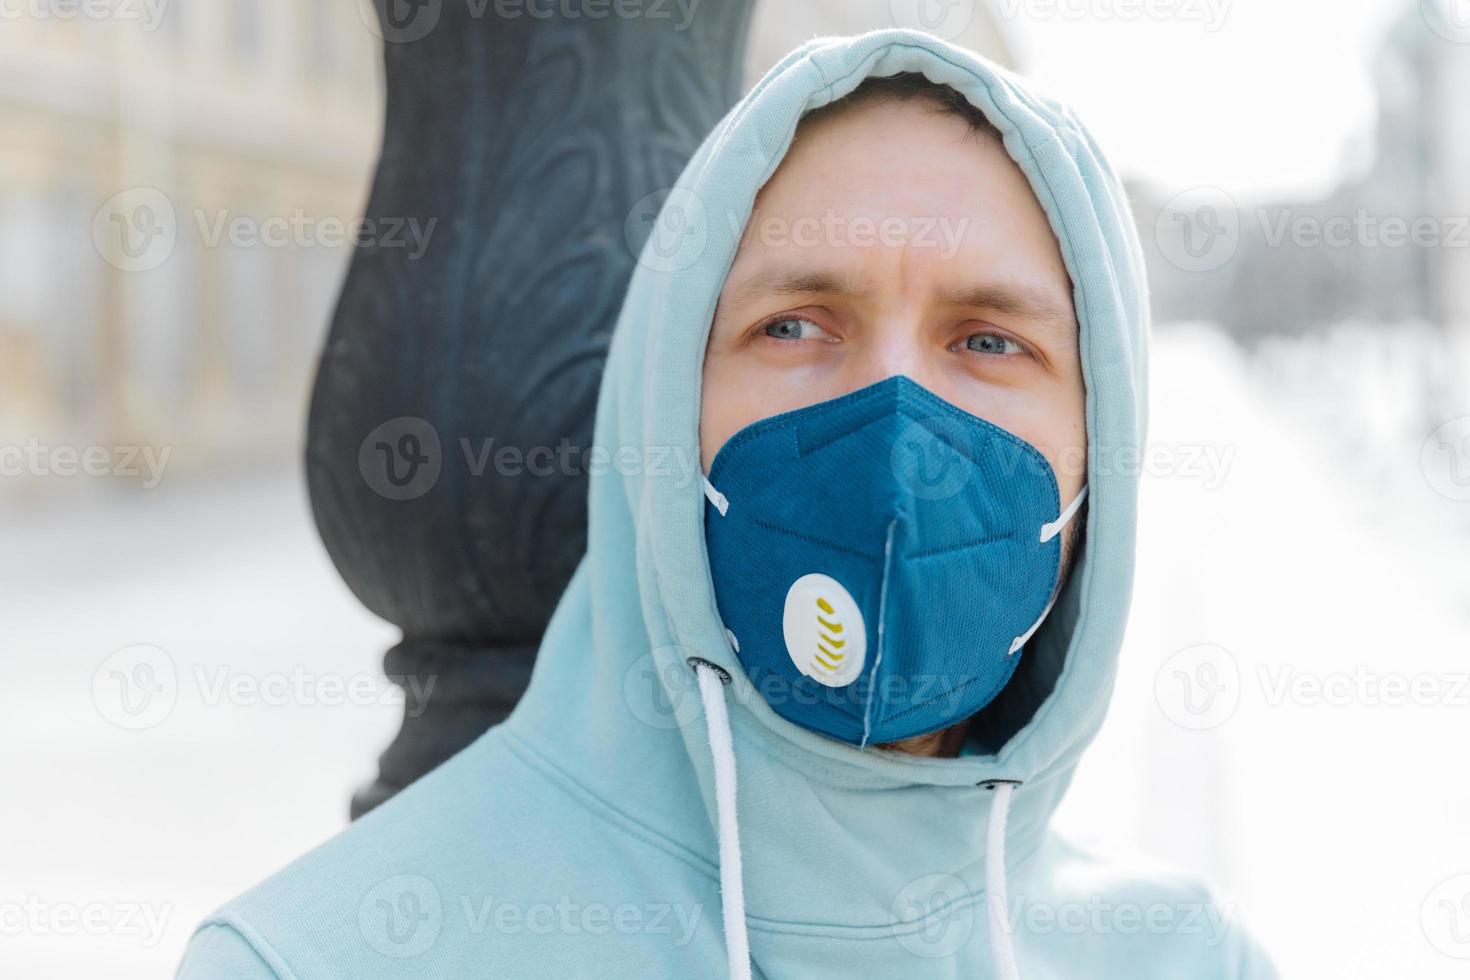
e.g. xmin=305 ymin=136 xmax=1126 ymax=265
xmin=505 ymin=27 xmax=1149 ymax=937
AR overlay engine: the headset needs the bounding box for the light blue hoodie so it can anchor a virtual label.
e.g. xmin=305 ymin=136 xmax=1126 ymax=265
xmin=177 ymin=29 xmax=1277 ymax=979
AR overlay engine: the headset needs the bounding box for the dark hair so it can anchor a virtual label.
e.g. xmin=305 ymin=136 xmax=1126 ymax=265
xmin=798 ymin=71 xmax=1002 ymax=142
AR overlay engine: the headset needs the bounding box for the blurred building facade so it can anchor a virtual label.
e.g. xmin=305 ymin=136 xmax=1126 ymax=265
xmin=744 ymin=0 xmax=1015 ymax=79
xmin=0 ymin=0 xmax=381 ymax=496
xmin=0 ymin=0 xmax=1022 ymax=503
xmin=1139 ymin=4 xmax=1470 ymax=354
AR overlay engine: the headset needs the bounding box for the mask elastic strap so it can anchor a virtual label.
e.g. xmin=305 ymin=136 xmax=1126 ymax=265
xmin=703 ymin=475 xmax=730 ymax=517
xmin=1039 ymin=484 xmax=1087 ymax=543
xmin=1008 ymin=485 xmax=1088 ymax=656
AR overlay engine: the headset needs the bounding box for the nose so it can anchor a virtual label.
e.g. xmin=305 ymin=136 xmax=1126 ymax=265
xmin=840 ymin=320 xmax=941 ymax=394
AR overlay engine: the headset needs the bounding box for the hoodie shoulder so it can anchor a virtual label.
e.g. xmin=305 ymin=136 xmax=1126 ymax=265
xmin=176 ymin=921 xmax=280 ymax=979
xmin=175 ymin=729 xmax=525 ymax=978
xmin=1021 ymin=833 xmax=1279 ymax=980
xmin=174 ymin=725 xmax=726 ymax=979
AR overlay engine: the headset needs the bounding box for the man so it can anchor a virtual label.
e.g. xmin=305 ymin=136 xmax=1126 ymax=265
xmin=178 ymin=30 xmax=1276 ymax=979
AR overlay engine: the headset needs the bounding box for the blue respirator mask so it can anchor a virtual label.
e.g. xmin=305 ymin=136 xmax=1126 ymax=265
xmin=701 ymin=376 xmax=1086 ymax=747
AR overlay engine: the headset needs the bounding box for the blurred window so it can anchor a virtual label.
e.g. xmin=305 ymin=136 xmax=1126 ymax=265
xmin=308 ymin=0 xmax=339 ymax=81
xmin=230 ymin=0 xmax=264 ymax=66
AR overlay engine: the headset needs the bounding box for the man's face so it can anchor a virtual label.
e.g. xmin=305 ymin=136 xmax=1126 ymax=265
xmin=701 ymin=97 xmax=1087 ymax=536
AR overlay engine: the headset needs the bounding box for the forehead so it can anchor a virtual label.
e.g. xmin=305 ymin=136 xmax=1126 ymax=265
xmin=736 ymin=97 xmax=1073 ymax=309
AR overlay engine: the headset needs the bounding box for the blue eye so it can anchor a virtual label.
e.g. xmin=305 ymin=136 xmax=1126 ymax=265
xmin=764 ymin=317 xmax=827 ymax=341
xmin=965 ymin=332 xmax=1022 ymax=356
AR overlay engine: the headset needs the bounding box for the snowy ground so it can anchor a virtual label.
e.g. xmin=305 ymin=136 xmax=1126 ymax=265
xmin=0 ymin=468 xmax=400 ymax=979
xmin=1055 ymin=323 xmax=1470 ymax=978
xmin=4 ymin=324 xmax=1469 ymax=978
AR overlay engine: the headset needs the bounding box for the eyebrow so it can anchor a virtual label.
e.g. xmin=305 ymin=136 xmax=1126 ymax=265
xmin=717 ymin=266 xmax=1078 ymax=344
xmin=717 ymin=268 xmax=869 ymax=312
xmin=938 ymin=282 xmax=1078 ymax=338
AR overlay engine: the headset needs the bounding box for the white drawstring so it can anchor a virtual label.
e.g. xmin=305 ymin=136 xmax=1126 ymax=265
xmin=985 ymin=781 xmax=1021 ymax=980
xmin=693 ymin=660 xmax=752 ymax=980
xmin=694 ymin=657 xmax=1019 ymax=979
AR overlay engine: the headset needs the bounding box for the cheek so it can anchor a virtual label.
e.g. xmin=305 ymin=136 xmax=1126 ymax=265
xmin=699 ymin=355 xmax=748 ymax=472
xmin=1032 ymin=397 xmax=1088 ymax=505
xmin=700 ymin=344 xmax=832 ymax=470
